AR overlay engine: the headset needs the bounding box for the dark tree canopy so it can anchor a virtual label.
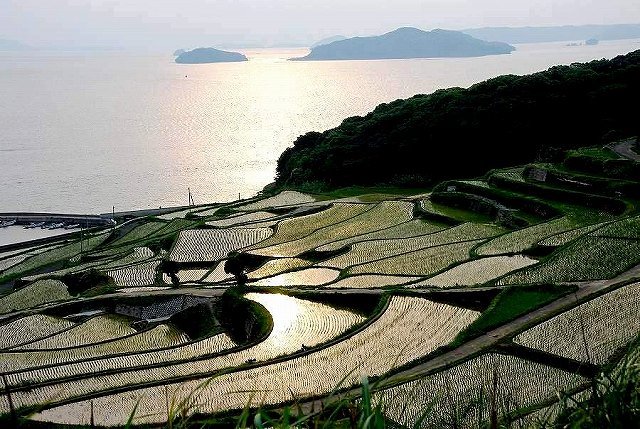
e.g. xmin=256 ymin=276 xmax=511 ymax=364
xmin=275 ymin=50 xmax=640 ymax=190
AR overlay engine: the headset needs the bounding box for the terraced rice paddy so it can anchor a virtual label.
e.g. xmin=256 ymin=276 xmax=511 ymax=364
xmin=191 ymin=206 xmax=221 ymax=217
xmin=0 ymin=169 xmax=639 ymax=427
xmin=349 ymin=239 xmax=483 ymax=276
xmin=109 ymin=221 xmax=167 ymax=246
xmin=21 ymin=246 xmax=156 ymax=283
xmin=325 ymin=274 xmax=420 ymax=289
xmin=476 ymin=217 xmax=581 ymax=256
xmin=236 ymin=190 xmax=317 ymax=210
xmin=0 ymin=324 xmax=188 ymax=372
xmin=499 ymin=236 xmax=640 ymax=284
xmin=377 ymin=353 xmax=586 ymax=429
xmin=176 ymin=269 xmax=209 ymax=283
xmin=5 ymin=333 xmax=237 ymax=387
xmin=30 ymin=297 xmax=479 ymax=425
xmin=4 ymin=294 xmax=365 ymax=414
xmin=206 ymin=211 xmax=276 ymax=228
xmin=538 ymin=222 xmax=608 ymax=246
xmin=247 ymin=203 xmax=371 ymax=250
xmin=247 ymin=257 xmax=313 ymax=279
xmin=514 ymin=282 xmax=640 ymax=364
xmin=0 ymin=314 xmax=75 ymax=349
xmin=157 ymin=207 xmax=212 ymax=220
xmin=413 ymin=255 xmax=538 ymax=288
xmin=200 ymin=262 xmax=234 ymax=283
xmin=170 ymin=228 xmax=272 ymax=262
xmin=250 ymin=268 xmax=340 ymax=287
xmin=107 ymin=259 xmax=161 ymax=287
xmin=316 ymin=219 xmax=448 ymax=252
xmin=0 ymin=279 xmax=71 ymax=314
xmin=322 ymin=223 xmax=502 ymax=269
xmin=0 ymin=254 xmax=32 ymax=272
xmin=0 ymin=233 xmax=108 ymax=278
xmin=592 ymin=215 xmax=640 ymax=239
xmin=12 ymin=314 xmax=135 ymax=351
xmin=249 ymin=201 xmax=414 ymax=257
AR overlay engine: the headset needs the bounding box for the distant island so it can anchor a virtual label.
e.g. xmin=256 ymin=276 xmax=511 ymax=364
xmin=311 ymin=35 xmax=347 ymax=48
xmin=173 ymin=48 xmax=186 ymax=56
xmin=175 ymin=47 xmax=248 ymax=64
xmin=463 ymin=24 xmax=640 ymax=44
xmin=290 ymin=27 xmax=515 ymax=61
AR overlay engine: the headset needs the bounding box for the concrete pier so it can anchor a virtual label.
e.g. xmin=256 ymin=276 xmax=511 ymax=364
xmin=0 ymin=213 xmax=115 ymax=228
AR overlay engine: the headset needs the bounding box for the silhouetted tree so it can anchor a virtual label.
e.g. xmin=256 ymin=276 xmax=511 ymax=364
xmin=224 ymin=252 xmax=249 ymax=286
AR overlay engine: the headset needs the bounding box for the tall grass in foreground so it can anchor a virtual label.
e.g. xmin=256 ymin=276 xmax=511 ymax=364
xmin=129 ymin=350 xmax=639 ymax=429
xmin=552 ymin=348 xmax=640 ymax=429
xmin=4 ymin=336 xmax=637 ymax=428
xmin=3 ymin=354 xmax=639 ymax=429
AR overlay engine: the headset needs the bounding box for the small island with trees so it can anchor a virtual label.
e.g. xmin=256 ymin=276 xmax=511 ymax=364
xmin=291 ymin=27 xmax=515 ymax=61
xmin=175 ymin=47 xmax=248 ymax=64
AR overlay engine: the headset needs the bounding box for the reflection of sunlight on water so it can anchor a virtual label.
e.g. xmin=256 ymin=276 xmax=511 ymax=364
xmin=245 ymin=293 xmax=304 ymax=354
xmin=4 ymin=41 xmax=639 ymax=211
xmin=240 ymin=48 xmax=310 ymax=63
xmin=250 ymin=268 xmax=340 ymax=287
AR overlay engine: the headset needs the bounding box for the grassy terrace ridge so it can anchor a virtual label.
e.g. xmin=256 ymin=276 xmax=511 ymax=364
xmin=451 ymin=283 xmax=577 ymax=346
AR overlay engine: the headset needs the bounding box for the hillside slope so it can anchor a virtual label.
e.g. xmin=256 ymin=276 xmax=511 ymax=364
xmin=275 ymin=50 xmax=640 ymax=190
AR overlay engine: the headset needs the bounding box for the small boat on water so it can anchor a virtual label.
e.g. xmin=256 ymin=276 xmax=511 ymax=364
xmin=47 ymin=222 xmax=65 ymax=230
xmin=0 ymin=219 xmax=17 ymax=228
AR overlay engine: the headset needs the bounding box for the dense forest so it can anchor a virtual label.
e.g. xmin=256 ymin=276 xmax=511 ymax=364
xmin=275 ymin=50 xmax=640 ymax=190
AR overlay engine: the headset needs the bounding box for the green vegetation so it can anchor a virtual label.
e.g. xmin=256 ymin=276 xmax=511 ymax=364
xmin=170 ymin=302 xmax=222 ymax=340
xmin=419 ymin=198 xmax=494 ymax=224
xmin=454 ymin=284 xmax=576 ymax=345
xmin=275 ymin=50 xmax=640 ymax=190
xmin=61 ymin=269 xmax=115 ymax=296
xmin=214 ymin=288 xmax=273 ymax=344
xmin=0 ymin=233 xmax=108 ymax=282
xmin=554 ymin=343 xmax=640 ymax=429
xmin=522 ymin=163 xmax=640 ymax=199
xmin=313 ymin=185 xmax=430 ymax=200
xmin=564 ymin=146 xmax=640 ymax=179
xmin=499 ymin=236 xmax=640 ymax=284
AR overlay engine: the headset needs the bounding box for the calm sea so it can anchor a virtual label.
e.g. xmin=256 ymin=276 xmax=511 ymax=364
xmin=1 ymin=40 xmax=639 ymax=214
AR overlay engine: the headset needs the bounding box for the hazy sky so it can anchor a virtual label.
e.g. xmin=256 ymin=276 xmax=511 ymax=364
xmin=2 ymin=0 xmax=639 ymax=49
